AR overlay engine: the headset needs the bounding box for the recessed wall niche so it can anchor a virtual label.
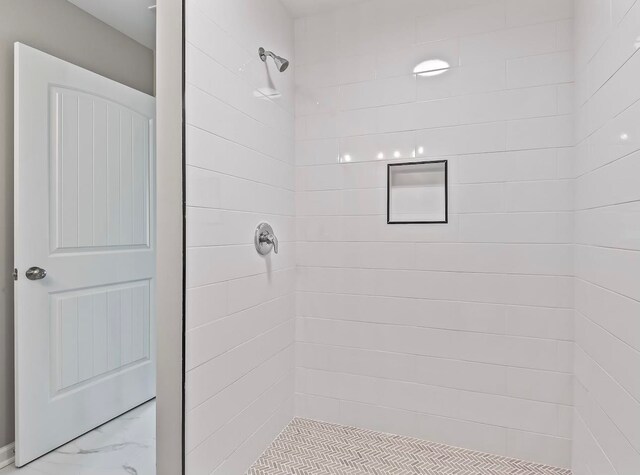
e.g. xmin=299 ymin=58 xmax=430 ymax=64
xmin=387 ymin=160 xmax=448 ymax=224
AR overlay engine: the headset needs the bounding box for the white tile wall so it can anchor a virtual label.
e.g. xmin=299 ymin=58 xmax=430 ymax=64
xmin=294 ymin=0 xmax=575 ymax=468
xmin=184 ymin=0 xmax=640 ymax=472
xmin=572 ymin=1 xmax=640 ymax=474
xmin=184 ymin=0 xmax=295 ymax=473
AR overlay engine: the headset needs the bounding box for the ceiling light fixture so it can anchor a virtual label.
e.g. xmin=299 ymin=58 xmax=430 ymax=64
xmin=413 ymin=59 xmax=450 ymax=77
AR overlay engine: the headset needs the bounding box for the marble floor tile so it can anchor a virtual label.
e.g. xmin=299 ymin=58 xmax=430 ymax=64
xmin=0 ymin=400 xmax=155 ymax=475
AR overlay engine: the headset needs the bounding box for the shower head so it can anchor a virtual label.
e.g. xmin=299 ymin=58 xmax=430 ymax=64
xmin=259 ymin=47 xmax=290 ymax=72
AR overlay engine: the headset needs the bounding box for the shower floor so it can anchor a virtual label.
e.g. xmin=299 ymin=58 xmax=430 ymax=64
xmin=247 ymin=418 xmax=571 ymax=475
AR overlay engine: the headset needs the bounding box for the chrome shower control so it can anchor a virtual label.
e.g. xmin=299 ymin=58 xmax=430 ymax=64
xmin=255 ymin=222 xmax=279 ymax=256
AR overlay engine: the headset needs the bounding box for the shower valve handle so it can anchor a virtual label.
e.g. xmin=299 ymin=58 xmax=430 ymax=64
xmin=255 ymin=223 xmax=279 ymax=255
xmin=262 ymin=233 xmax=278 ymax=254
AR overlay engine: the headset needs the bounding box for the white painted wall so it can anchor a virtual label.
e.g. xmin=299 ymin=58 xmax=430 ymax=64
xmin=572 ymin=1 xmax=640 ymax=473
xmin=294 ymin=0 xmax=575 ymax=467
xmin=184 ymin=0 xmax=296 ymax=473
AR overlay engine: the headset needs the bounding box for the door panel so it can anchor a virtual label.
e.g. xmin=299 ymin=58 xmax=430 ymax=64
xmin=51 ymin=281 xmax=151 ymax=392
xmin=14 ymin=43 xmax=156 ymax=466
xmin=50 ymin=87 xmax=151 ymax=252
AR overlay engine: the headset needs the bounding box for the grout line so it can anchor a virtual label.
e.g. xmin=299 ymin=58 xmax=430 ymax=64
xmin=295 ymin=264 xmax=574 ymax=278
xmin=208 ymin=396 xmax=294 ymax=474
xmin=186 ymin=294 xmax=293 ymax=334
xmin=296 ymin=112 xmax=574 ymax=142
xmin=186 ymin=340 xmax=295 ymax=411
xmin=296 ymin=315 xmax=572 ymax=343
xmin=293 ymin=395 xmax=571 ymax=442
xmin=297 ymin=82 xmax=573 ymax=117
xmin=186 ymin=163 xmax=296 ymax=193
xmin=296 ymin=240 xmax=574 ymax=245
xmin=187 ymin=372 xmax=294 ymax=457
xmin=573 ymin=198 xmax=640 ymax=212
xmin=573 ymin=149 xmax=640 ymax=181
xmin=296 ymin=365 xmax=572 ymax=408
xmin=575 ymin=309 xmax=640 ymax=356
xmin=185 ymin=267 xmax=294 ymax=292
xmin=574 ymin=343 xmax=640 ymax=425
xmin=295 ymin=178 xmax=575 ymax=193
xmin=185 ymin=75 xmax=293 ymax=140
xmin=570 ymin=393 xmax=627 ymax=473
xmin=574 ymin=276 xmax=640 ymax=304
xmin=295 ymin=210 xmax=574 ymax=217
xmin=185 ymin=204 xmax=294 ymax=218
xmin=295 ymin=289 xmax=574 ymax=311
xmin=575 ymin=242 xmax=640 ymax=253
xmin=185 ymin=91 xmax=294 ymax=166
xmin=187 ymin=241 xmax=295 ymax=250
xmin=297 ymin=340 xmax=574 ymax=373
xmin=187 ymin=123 xmax=295 ymax=168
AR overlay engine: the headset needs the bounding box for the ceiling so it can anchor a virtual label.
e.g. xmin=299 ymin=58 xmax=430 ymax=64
xmin=280 ymin=0 xmax=365 ymax=18
xmin=67 ymin=0 xmax=363 ymax=47
xmin=67 ymin=0 xmax=156 ymax=50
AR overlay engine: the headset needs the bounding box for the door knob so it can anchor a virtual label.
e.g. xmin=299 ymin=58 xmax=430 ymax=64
xmin=255 ymin=223 xmax=279 ymax=255
xmin=25 ymin=267 xmax=47 ymax=280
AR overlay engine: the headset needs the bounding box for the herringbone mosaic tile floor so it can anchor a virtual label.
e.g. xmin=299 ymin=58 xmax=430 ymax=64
xmin=247 ymin=418 xmax=571 ymax=475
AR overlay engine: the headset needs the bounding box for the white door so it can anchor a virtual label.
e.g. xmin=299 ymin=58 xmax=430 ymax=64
xmin=13 ymin=43 xmax=156 ymax=466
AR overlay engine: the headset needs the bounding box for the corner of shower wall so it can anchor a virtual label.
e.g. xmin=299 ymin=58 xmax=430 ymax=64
xmin=183 ymin=0 xmax=297 ymax=473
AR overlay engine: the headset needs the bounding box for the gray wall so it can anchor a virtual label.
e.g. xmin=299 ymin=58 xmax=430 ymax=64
xmin=0 ymin=0 xmax=154 ymax=448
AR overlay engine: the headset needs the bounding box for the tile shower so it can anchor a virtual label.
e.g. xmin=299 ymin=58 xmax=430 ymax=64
xmin=184 ymin=0 xmax=640 ymax=474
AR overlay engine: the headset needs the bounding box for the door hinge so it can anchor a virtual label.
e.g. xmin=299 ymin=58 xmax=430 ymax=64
xmin=13 ymin=268 xmax=18 ymax=281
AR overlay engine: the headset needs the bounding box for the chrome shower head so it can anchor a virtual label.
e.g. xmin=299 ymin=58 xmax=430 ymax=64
xmin=259 ymin=47 xmax=289 ymax=72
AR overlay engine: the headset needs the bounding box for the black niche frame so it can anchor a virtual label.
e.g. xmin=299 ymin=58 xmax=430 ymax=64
xmin=387 ymin=159 xmax=448 ymax=224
